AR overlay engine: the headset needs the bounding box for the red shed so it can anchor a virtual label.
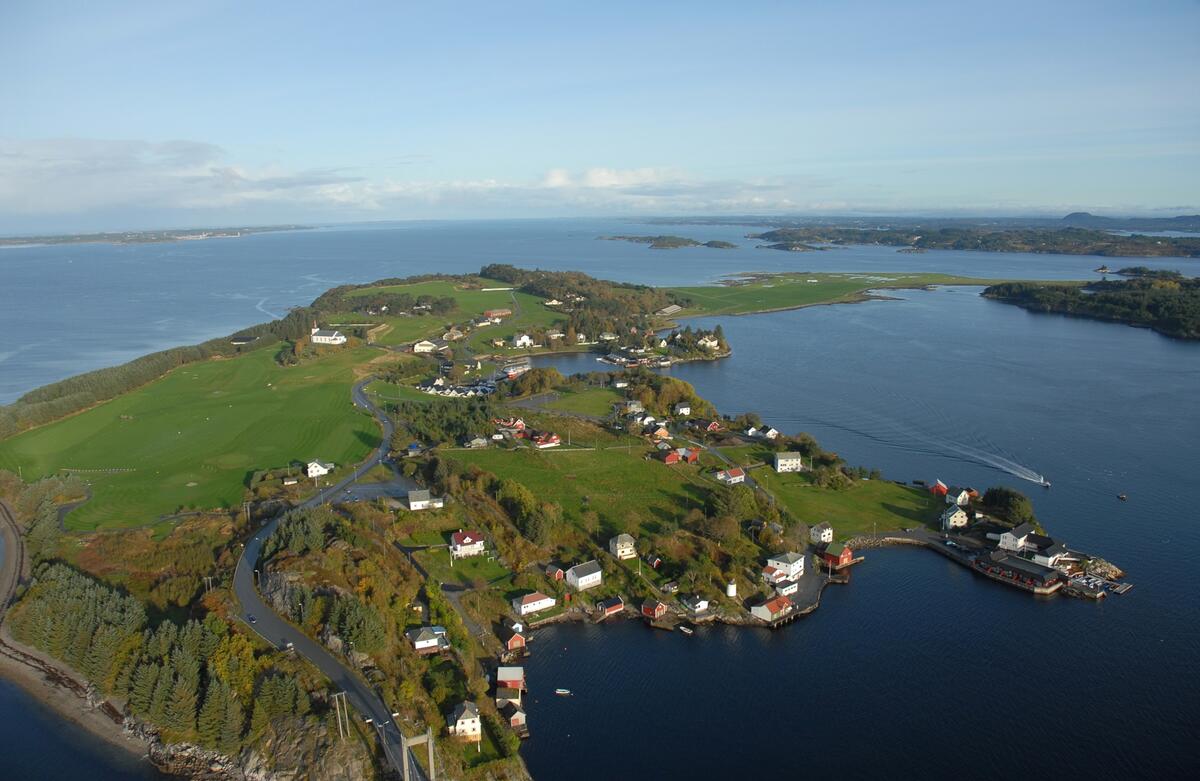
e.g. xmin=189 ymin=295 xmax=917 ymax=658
xmin=641 ymin=599 xmax=668 ymax=620
xmin=822 ymin=543 xmax=855 ymax=569
xmin=502 ymin=629 xmax=526 ymax=653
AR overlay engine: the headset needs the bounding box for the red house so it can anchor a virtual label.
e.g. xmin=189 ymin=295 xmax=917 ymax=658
xmin=705 ymin=421 xmax=723 ymax=433
xmin=597 ymin=596 xmax=624 ymax=617
xmin=929 ymin=479 xmax=949 ymax=497
xmin=545 ymin=564 xmax=564 ymax=581
xmin=501 ymin=628 xmax=527 ymax=653
xmin=641 ymin=599 xmax=668 ymax=620
xmin=822 ymin=542 xmax=855 ymax=569
xmin=662 ymin=447 xmax=699 ymax=465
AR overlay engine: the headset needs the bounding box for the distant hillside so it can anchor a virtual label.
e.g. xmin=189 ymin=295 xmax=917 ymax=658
xmin=1061 ymin=212 xmax=1200 ymax=232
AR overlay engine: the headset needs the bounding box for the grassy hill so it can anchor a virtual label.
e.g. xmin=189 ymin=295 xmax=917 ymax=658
xmin=0 ymin=346 xmax=380 ymax=530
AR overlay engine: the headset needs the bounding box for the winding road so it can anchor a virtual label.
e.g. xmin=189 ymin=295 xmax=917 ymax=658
xmin=233 ymin=377 xmax=428 ymax=779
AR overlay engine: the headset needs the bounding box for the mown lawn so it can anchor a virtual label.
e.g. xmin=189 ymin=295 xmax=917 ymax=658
xmin=0 ymin=346 xmax=380 ymax=529
xmin=415 ymin=547 xmax=511 ymax=588
xmin=542 ymin=387 xmax=622 ymax=417
xmin=461 ymin=291 xmax=566 ymax=354
xmin=751 ymin=467 xmax=943 ymax=538
xmin=451 ymin=447 xmax=709 ymax=534
xmin=667 ymin=272 xmax=1004 ymax=316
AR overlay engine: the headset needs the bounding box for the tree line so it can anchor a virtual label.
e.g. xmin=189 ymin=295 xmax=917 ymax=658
xmin=982 ymin=278 xmax=1200 ymax=339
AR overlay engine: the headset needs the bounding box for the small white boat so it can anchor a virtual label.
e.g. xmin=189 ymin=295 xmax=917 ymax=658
xmin=554 ymin=688 xmax=572 ymax=696
xmin=679 ymin=626 xmax=694 ymax=636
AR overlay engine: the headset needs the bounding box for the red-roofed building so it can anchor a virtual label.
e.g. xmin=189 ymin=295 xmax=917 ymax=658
xmin=716 ymin=468 xmax=746 ymax=485
xmin=450 ymin=530 xmax=486 ymax=559
xmin=705 ymin=421 xmax=723 ymax=433
xmin=750 ymin=595 xmax=793 ymax=623
xmin=662 ymin=447 xmax=700 ymax=465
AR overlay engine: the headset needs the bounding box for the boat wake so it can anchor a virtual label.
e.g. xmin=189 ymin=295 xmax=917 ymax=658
xmin=255 ymin=297 xmax=283 ymax=319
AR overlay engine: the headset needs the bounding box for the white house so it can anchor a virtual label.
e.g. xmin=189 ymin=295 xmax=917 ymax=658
xmin=681 ymin=594 xmax=710 ymax=615
xmin=448 ymin=701 xmax=481 ymax=741
xmin=946 ymin=486 xmax=972 ymax=507
xmin=674 ymin=402 xmax=692 ymax=416
xmin=776 ymin=579 xmax=799 ymax=596
xmin=941 ymin=506 xmax=969 ymax=530
xmin=512 ymin=333 xmax=534 ymax=348
xmin=751 ymin=595 xmax=792 ymax=622
xmin=413 ymin=339 xmax=438 ymax=353
xmin=450 ymin=530 xmax=486 ymax=559
xmin=408 ymin=489 xmax=444 ymax=511
xmin=716 ymin=468 xmax=746 ymax=485
xmin=809 ymin=521 xmax=834 ymax=545
xmin=761 ymin=427 xmax=781 ymax=440
xmin=512 ymin=591 xmax=557 ymax=616
xmin=1032 ymin=539 xmax=1070 ymax=568
xmin=405 ymin=626 xmax=448 ymax=654
xmin=774 ymin=452 xmax=805 ymax=473
xmin=998 ymin=522 xmax=1036 ymax=552
xmin=608 ymin=533 xmax=637 ymax=560
xmin=698 ymin=335 xmax=720 ymax=350
xmin=310 ymin=326 xmax=347 ymax=346
xmin=306 ymin=460 xmax=334 ymax=478
xmin=566 ymin=560 xmax=603 ymax=591
xmin=762 ymin=552 xmax=805 ymax=584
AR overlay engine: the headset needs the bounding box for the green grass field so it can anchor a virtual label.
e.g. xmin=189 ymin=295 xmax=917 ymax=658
xmin=0 ymin=346 xmax=380 ymax=529
xmin=667 ymin=272 xmax=1008 ymax=316
xmin=542 ymin=387 xmax=622 ymax=417
xmin=451 ymin=447 xmax=708 ymax=534
xmin=334 ymin=278 xmax=564 ymax=349
xmin=415 ymin=547 xmax=511 ymax=588
xmin=750 ymin=467 xmax=943 ymax=538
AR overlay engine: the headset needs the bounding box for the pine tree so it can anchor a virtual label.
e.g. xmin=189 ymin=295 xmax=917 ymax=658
xmin=129 ymin=661 xmax=160 ymax=716
xmin=219 ymin=693 xmax=245 ymax=754
xmin=149 ymin=667 xmax=174 ymax=723
xmin=197 ymin=681 xmax=227 ymax=747
xmin=165 ymin=674 xmax=198 ymax=736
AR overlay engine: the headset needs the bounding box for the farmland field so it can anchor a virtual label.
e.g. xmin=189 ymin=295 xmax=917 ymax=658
xmin=451 ymin=447 xmax=709 ymax=533
xmin=667 ymin=272 xmax=1007 ymax=316
xmin=0 ymin=346 xmax=380 ymax=529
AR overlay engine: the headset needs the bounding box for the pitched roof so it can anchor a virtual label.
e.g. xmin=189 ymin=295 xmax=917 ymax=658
xmin=518 ymin=591 xmax=552 ymax=606
xmin=825 ymin=543 xmax=849 ymax=557
xmin=597 ymin=596 xmax=624 ymax=610
xmin=409 ymin=488 xmax=431 ymax=501
xmin=1009 ymin=522 xmax=1036 ymax=538
xmin=497 ymin=666 xmax=525 ymax=681
xmin=761 ymin=595 xmax=792 ymax=615
xmin=569 ymin=560 xmax=602 ymax=578
xmin=611 ymin=533 xmax=635 ymax=546
xmin=451 ymin=530 xmax=485 ymax=546
xmin=769 ymin=552 xmax=804 ymax=565
xmin=451 ymin=701 xmax=479 ymax=721
xmin=812 ymin=521 xmax=832 ymax=532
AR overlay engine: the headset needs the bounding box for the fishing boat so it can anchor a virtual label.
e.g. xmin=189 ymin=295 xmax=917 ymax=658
xmin=554 ymin=688 xmax=572 ymax=696
xmin=679 ymin=625 xmax=694 ymax=636
xmin=1118 ymin=493 xmax=1128 ymax=501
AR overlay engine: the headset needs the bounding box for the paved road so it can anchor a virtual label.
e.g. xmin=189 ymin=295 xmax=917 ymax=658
xmin=0 ymin=500 xmax=27 ymax=620
xmin=234 ymin=378 xmax=428 ymax=780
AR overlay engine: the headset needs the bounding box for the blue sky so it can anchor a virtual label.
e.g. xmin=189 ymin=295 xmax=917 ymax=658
xmin=1 ymin=0 xmax=1197 ymax=231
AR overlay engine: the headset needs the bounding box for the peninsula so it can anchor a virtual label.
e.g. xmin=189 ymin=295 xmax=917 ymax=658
xmin=751 ymin=226 xmax=1200 ymax=258
xmin=0 ymin=224 xmax=309 ymax=247
xmin=0 ymin=264 xmax=1125 ymax=781
xmin=601 ymin=235 xmax=737 ymax=249
xmin=982 ymin=275 xmax=1200 ymax=340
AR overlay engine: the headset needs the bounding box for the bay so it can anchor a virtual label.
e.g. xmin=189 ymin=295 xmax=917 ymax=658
xmin=0 ymin=220 xmax=1197 ymax=778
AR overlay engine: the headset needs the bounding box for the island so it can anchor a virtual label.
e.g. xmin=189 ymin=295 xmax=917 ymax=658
xmin=982 ymin=275 xmax=1200 ymax=340
xmin=751 ymin=226 xmax=1200 ymax=258
xmin=0 ymin=264 xmax=1128 ymax=781
xmin=601 ymin=235 xmax=737 ymax=249
xmin=0 ymin=224 xmax=310 ymax=247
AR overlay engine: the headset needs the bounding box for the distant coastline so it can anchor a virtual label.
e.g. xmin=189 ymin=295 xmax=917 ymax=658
xmin=0 ymin=224 xmax=310 ymax=248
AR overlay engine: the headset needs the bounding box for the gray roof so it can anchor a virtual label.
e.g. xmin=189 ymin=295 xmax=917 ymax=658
xmin=408 ymin=489 xmax=431 ymax=501
xmin=812 ymin=521 xmax=832 ymax=531
xmin=569 ymin=560 xmax=602 ymax=578
xmin=313 ymin=328 xmax=341 ymax=338
xmin=451 ymin=701 xmax=479 ymax=721
xmin=611 ymin=533 xmax=635 ymax=546
xmin=775 ymin=451 xmax=804 ymax=460
xmin=769 ymin=552 xmax=805 ymax=565
xmin=1008 ymin=522 xmax=1036 ymax=538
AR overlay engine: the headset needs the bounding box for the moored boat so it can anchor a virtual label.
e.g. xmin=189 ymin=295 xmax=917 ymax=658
xmin=554 ymin=688 xmax=572 ymax=696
